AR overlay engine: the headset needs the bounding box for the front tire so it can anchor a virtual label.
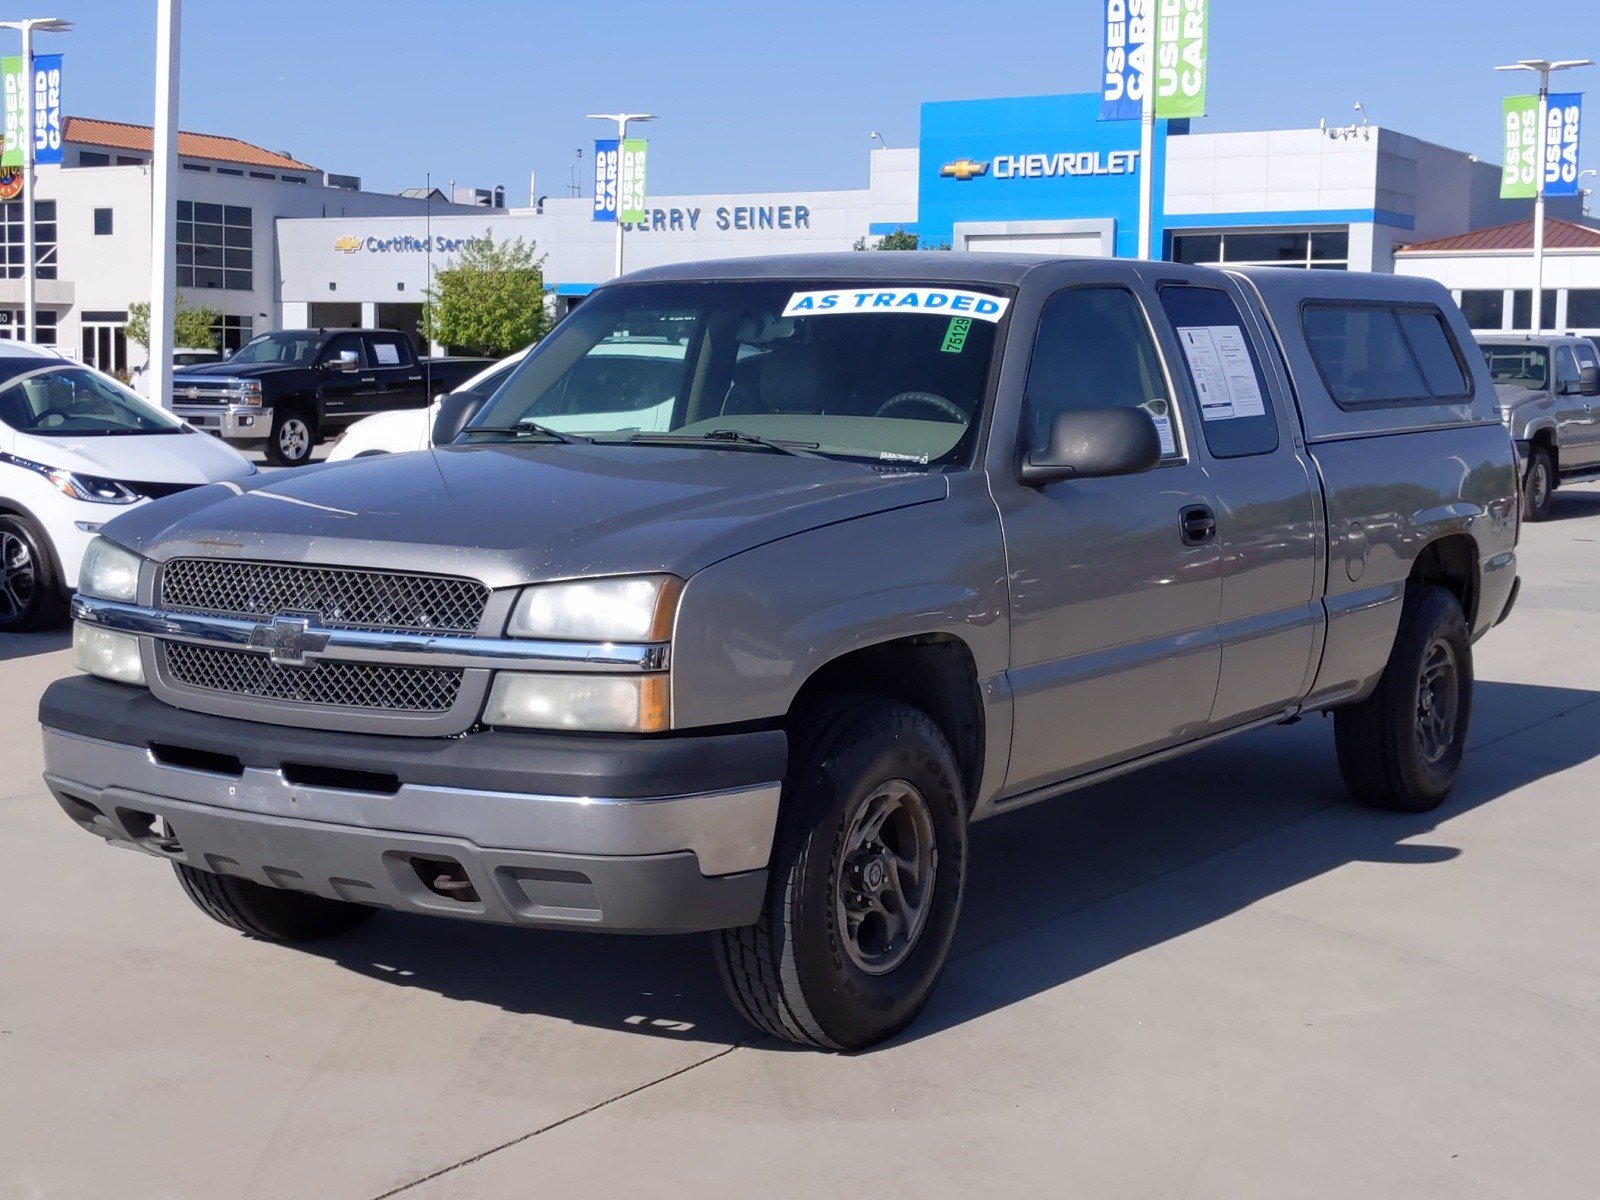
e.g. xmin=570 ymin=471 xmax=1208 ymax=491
xmin=173 ymin=862 xmax=376 ymax=941
xmin=265 ymin=408 xmax=316 ymax=467
xmin=1334 ymin=585 xmax=1473 ymax=813
xmin=715 ymin=696 xmax=968 ymax=1050
xmin=1523 ymin=446 xmax=1554 ymax=522
xmin=0 ymin=512 xmax=68 ymax=632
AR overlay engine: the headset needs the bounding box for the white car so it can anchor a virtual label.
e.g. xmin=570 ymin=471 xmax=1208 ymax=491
xmin=326 ymin=340 xmax=683 ymax=460
xmin=0 ymin=341 xmax=255 ymax=631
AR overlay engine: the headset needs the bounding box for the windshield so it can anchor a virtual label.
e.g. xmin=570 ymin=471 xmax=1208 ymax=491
xmin=1480 ymin=345 xmax=1548 ymax=391
xmin=468 ymin=280 xmax=1007 ymax=465
xmin=0 ymin=363 xmax=186 ymax=436
xmin=228 ymin=331 xmax=325 ymax=366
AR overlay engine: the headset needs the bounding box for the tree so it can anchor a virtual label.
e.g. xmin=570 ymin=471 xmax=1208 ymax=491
xmin=851 ymin=227 xmax=948 ymax=252
xmin=421 ymin=230 xmax=552 ymax=356
xmin=125 ymin=295 xmax=222 ymax=351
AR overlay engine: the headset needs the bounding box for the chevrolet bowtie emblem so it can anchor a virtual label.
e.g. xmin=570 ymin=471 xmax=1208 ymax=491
xmin=248 ymin=614 xmax=331 ymax=667
xmin=333 ymin=235 xmax=363 ymax=253
xmin=939 ymin=158 xmax=990 ymax=181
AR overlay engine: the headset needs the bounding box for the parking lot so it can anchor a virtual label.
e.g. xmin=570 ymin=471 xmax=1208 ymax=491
xmin=1 ymin=483 xmax=1596 ymax=1199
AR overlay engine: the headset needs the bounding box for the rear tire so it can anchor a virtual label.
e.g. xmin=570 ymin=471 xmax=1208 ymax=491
xmin=1334 ymin=585 xmax=1473 ymax=813
xmin=715 ymin=696 xmax=968 ymax=1050
xmin=265 ymin=407 xmax=316 ymax=467
xmin=173 ymin=862 xmax=376 ymax=941
xmin=0 ymin=512 xmax=68 ymax=632
xmin=1522 ymin=446 xmax=1554 ymax=522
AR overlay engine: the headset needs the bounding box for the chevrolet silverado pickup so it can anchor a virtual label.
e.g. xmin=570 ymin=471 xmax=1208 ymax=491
xmin=42 ymin=255 xmax=1519 ymax=1050
xmin=170 ymin=329 xmax=490 ymax=466
xmin=1477 ymin=333 xmax=1600 ymax=520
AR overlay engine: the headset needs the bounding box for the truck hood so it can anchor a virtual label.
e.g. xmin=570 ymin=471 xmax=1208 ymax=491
xmin=172 ymin=361 xmax=307 ymax=383
xmin=11 ymin=427 xmax=253 ymax=484
xmin=101 ymin=442 xmax=949 ymax=587
xmin=1492 ymin=382 xmax=1550 ymax=407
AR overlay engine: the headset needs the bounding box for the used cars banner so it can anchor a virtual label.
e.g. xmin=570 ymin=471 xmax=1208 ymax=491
xmin=1101 ymin=0 xmax=1207 ymax=121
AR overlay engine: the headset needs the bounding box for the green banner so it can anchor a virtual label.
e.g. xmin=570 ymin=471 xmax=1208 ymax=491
xmin=1154 ymin=0 xmax=1208 ymax=119
xmin=1 ymin=56 xmax=24 ymax=168
xmin=620 ymin=138 xmax=648 ymax=225
xmin=1500 ymin=94 xmax=1539 ymax=199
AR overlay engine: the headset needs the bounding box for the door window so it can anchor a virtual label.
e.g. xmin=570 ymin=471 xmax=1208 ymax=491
xmin=321 ymin=334 xmax=367 ymax=369
xmin=1554 ymin=347 xmax=1580 ymax=391
xmin=365 ymin=333 xmax=411 ymax=368
xmin=1158 ymin=286 xmax=1279 ymax=458
xmin=1024 ymin=287 xmax=1180 ymax=460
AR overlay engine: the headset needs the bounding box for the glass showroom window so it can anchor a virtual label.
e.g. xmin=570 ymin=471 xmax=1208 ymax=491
xmin=0 ymin=307 xmax=59 ymax=343
xmin=1458 ymin=290 xmax=1506 ymax=331
xmin=176 ymin=201 xmax=253 ymax=291
xmin=0 ymin=199 xmax=57 ymax=280
xmin=1567 ymin=290 xmax=1600 ymax=333
xmin=1170 ymin=228 xmax=1349 ymax=270
xmin=209 ymin=314 xmax=254 ymax=353
xmin=81 ymin=310 xmax=130 ymax=375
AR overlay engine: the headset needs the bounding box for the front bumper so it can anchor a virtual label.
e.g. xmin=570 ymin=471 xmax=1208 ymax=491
xmin=41 ymin=677 xmax=785 ymax=934
xmin=174 ymin=403 xmax=272 ymax=444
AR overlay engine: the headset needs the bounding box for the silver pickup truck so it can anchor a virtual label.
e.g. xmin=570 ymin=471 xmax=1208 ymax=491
xmin=41 ymin=255 xmax=1519 ymax=1050
xmin=1476 ymin=333 xmax=1600 ymax=521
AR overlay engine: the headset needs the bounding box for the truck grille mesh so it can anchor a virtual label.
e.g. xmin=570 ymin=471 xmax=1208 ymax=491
xmin=164 ymin=643 xmax=463 ymax=713
xmin=160 ymin=559 xmax=488 ymax=635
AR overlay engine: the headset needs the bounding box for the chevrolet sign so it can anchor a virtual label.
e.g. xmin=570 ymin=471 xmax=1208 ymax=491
xmin=941 ymin=150 xmax=1139 ymax=181
xmin=333 ymin=235 xmax=363 ymax=253
xmin=247 ymin=614 xmax=331 ymax=667
xmin=939 ymin=158 xmax=990 ymax=181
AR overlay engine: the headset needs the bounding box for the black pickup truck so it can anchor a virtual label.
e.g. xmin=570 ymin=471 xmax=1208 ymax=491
xmin=170 ymin=329 xmax=491 ymax=466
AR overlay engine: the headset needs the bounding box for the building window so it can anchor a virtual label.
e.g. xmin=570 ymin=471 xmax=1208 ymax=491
xmin=181 ymin=162 xmax=210 ymax=173
xmin=280 ymin=174 xmax=307 ymax=184
xmin=210 ymin=314 xmax=254 ymax=353
xmin=1169 ymin=228 xmax=1349 ymax=269
xmin=249 ymin=171 xmax=274 ymax=180
xmin=177 ymin=200 xmax=253 ymax=291
xmin=115 ymin=155 xmax=143 ymax=166
xmin=1458 ymin=290 xmax=1505 ymax=331
xmin=78 ymin=149 xmax=110 ymax=166
xmin=217 ymin=167 xmax=244 ymax=177
xmin=93 ymin=207 xmax=113 ymax=236
xmin=1511 ymin=291 xmax=1558 ymax=332
xmin=0 ymin=199 xmax=57 ymax=280
xmin=81 ymin=311 xmax=130 ymax=377
xmin=1567 ymin=290 xmax=1600 ymax=331
xmin=0 ymin=307 xmax=59 ymax=344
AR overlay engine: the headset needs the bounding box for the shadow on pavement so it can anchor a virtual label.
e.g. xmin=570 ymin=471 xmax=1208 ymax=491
xmin=1546 ymin=487 xmax=1600 ymax=523
xmin=0 ymin=628 xmax=70 ymax=662
xmin=303 ymin=679 xmax=1600 ymax=1050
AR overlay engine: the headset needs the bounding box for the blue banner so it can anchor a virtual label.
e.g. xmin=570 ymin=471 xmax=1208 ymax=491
xmin=1100 ymin=0 xmax=1150 ymax=121
xmin=592 ymin=138 xmax=618 ymax=222
xmin=1543 ymin=92 xmax=1583 ymax=198
xmin=31 ymin=54 xmax=61 ymax=166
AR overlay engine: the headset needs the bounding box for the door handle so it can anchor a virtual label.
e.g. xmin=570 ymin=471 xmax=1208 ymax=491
xmin=1180 ymin=504 xmax=1217 ymax=546
xmin=360 ymin=376 xmax=376 ymax=383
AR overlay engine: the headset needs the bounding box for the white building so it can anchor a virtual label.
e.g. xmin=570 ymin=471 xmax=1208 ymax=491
xmin=11 ymin=116 xmax=481 ymax=372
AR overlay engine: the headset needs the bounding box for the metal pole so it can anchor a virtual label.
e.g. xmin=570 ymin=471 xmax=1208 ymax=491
xmin=1531 ymin=67 xmax=1549 ymax=333
xmin=20 ymin=20 xmax=34 ymax=343
xmin=614 ymin=116 xmax=626 ymax=278
xmin=148 ymin=0 xmax=181 ymax=408
xmin=1137 ymin=83 xmax=1155 ymax=260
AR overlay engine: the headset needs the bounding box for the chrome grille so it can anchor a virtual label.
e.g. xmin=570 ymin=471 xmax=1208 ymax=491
xmin=160 ymin=559 xmax=488 ymax=635
xmin=164 ymin=643 xmax=463 ymax=713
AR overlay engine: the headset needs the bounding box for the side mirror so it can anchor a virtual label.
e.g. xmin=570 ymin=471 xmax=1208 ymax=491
xmin=1579 ymin=365 xmax=1600 ymax=397
xmin=1019 ymin=406 xmax=1163 ymax=487
xmin=432 ymin=389 xmax=489 ymax=446
xmin=325 ymin=350 xmax=360 ymax=374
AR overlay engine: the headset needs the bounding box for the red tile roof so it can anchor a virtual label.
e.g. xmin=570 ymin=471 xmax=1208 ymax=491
xmin=1397 ymin=217 xmax=1600 ymax=255
xmin=62 ymin=116 xmax=317 ymax=172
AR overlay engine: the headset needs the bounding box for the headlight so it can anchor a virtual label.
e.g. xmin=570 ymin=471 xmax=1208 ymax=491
xmin=0 ymin=451 xmax=139 ymax=505
xmin=484 ymin=673 xmax=669 ymax=733
xmin=507 ymin=575 xmax=680 ymax=642
xmin=78 ymin=538 xmax=142 ymax=602
xmin=237 ymin=379 xmax=263 ymax=406
xmin=73 ymin=624 xmax=145 ymax=685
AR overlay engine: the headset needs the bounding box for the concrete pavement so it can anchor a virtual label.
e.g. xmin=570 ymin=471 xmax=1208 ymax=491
xmin=3 ymin=484 xmax=1598 ymax=1200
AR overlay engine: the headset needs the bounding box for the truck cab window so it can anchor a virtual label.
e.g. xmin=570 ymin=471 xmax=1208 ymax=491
xmin=1158 ymin=285 xmax=1279 ymax=459
xmin=1024 ymin=287 xmax=1179 ymax=460
xmin=1555 ymin=347 xmax=1580 ymax=391
xmin=320 ymin=334 xmax=367 ymax=368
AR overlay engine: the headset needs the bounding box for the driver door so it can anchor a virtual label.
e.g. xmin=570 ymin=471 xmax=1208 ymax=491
xmin=316 ymin=333 xmax=381 ymax=421
xmin=1557 ymin=344 xmax=1600 ymax=468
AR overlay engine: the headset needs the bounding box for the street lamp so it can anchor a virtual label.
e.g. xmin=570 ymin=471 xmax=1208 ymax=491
xmin=0 ymin=16 xmax=72 ymax=346
xmin=1495 ymin=58 xmax=1593 ymax=333
xmin=586 ymin=112 xmax=655 ymax=278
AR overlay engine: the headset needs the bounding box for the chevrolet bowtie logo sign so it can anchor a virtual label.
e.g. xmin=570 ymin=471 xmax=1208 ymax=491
xmin=939 ymin=158 xmax=990 ymax=182
xmin=248 ymin=614 xmax=331 ymax=667
xmin=333 ymin=235 xmax=363 ymax=253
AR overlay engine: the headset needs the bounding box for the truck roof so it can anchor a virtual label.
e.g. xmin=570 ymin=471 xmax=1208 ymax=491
xmin=1472 ymin=333 xmax=1593 ymax=347
xmin=623 ymin=251 xmax=1069 ymax=288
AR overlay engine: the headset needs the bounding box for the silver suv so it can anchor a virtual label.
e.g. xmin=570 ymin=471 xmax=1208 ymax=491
xmin=42 ymin=256 xmax=1519 ymax=1049
xmin=1477 ymin=334 xmax=1600 ymax=520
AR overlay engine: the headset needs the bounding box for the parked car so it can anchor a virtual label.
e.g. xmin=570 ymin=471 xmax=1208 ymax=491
xmin=170 ymin=328 xmax=491 ymax=466
xmin=130 ymin=347 xmax=226 ymax=397
xmin=0 ymin=341 xmax=254 ymax=631
xmin=1475 ymin=333 xmax=1600 ymax=520
xmin=42 ymin=255 xmax=1519 ymax=1050
xmin=327 ymin=339 xmax=687 ymax=461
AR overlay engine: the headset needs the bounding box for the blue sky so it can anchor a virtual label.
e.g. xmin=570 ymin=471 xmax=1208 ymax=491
xmin=27 ymin=0 xmax=1600 ymax=204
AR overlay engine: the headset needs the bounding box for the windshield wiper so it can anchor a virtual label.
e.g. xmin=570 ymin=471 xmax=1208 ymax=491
xmin=457 ymin=421 xmax=586 ymax=445
xmin=623 ymin=429 xmax=822 ymax=458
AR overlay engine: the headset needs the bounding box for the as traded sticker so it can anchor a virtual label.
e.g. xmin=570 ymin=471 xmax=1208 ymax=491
xmin=782 ymin=288 xmax=1010 ymax=322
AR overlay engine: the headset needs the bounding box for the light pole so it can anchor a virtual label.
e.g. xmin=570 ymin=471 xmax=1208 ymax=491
xmin=0 ymin=16 xmax=72 ymax=346
xmin=146 ymin=0 xmax=180 ymax=408
xmin=586 ymin=112 xmax=654 ymax=278
xmin=1495 ymin=58 xmax=1593 ymax=333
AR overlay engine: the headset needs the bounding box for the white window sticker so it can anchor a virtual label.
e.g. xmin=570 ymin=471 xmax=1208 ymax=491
xmin=1142 ymin=400 xmax=1178 ymax=456
xmin=373 ymin=342 xmax=401 ymax=366
xmin=1177 ymin=326 xmax=1266 ymax=421
xmin=782 ymin=288 xmax=1010 ymax=322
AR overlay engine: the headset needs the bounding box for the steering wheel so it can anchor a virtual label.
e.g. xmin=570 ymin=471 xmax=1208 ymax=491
xmin=21 ymin=410 xmax=66 ymax=431
xmin=874 ymin=391 xmax=967 ymax=423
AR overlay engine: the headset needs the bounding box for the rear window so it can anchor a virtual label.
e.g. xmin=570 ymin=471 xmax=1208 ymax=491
xmin=1302 ymin=304 xmax=1470 ymax=408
